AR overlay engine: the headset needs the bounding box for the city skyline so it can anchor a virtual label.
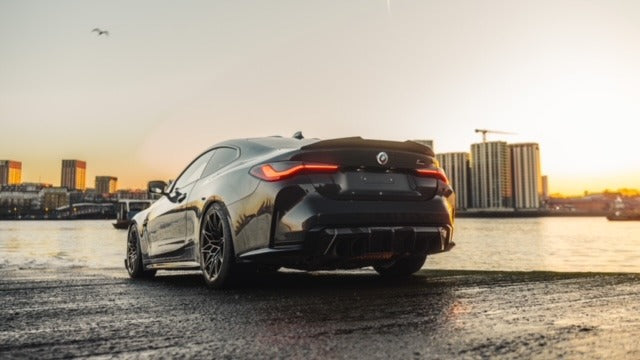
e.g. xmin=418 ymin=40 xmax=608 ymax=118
xmin=2 ymin=1 xmax=639 ymax=194
xmin=3 ymin=136 xmax=636 ymax=197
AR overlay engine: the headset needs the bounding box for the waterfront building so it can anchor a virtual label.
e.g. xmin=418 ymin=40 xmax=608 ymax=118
xmin=0 ymin=189 xmax=40 ymax=210
xmin=68 ymin=190 xmax=85 ymax=204
xmin=82 ymin=188 xmax=99 ymax=202
xmin=470 ymin=141 xmax=512 ymax=209
xmin=412 ymin=140 xmax=434 ymax=152
xmin=61 ymin=160 xmax=86 ymax=190
xmin=42 ymin=187 xmax=69 ymax=210
xmin=0 ymin=183 xmax=51 ymax=211
xmin=436 ymin=152 xmax=470 ymax=209
xmin=510 ymin=143 xmax=542 ymax=209
xmin=0 ymin=160 xmax=22 ymax=185
xmin=95 ymin=176 xmax=118 ymax=194
xmin=117 ymin=189 xmax=150 ymax=200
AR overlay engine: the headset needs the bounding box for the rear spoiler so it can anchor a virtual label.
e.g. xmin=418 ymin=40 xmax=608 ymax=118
xmin=300 ymin=137 xmax=434 ymax=156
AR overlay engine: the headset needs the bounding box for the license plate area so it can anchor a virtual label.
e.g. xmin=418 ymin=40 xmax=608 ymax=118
xmin=343 ymin=172 xmax=412 ymax=192
xmin=313 ymin=171 xmax=430 ymax=200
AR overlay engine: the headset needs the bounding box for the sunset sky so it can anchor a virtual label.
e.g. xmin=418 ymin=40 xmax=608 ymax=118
xmin=1 ymin=0 xmax=639 ymax=194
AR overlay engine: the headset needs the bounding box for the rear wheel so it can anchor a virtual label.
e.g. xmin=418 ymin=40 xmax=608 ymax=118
xmin=200 ymin=203 xmax=235 ymax=288
xmin=125 ymin=226 xmax=156 ymax=278
xmin=374 ymin=255 xmax=426 ymax=277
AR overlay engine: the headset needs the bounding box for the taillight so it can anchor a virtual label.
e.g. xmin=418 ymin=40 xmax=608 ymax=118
xmin=416 ymin=168 xmax=449 ymax=184
xmin=250 ymin=162 xmax=339 ymax=181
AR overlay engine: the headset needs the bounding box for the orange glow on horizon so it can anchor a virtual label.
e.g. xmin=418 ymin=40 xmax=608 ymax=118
xmin=2 ymin=2 xmax=640 ymax=194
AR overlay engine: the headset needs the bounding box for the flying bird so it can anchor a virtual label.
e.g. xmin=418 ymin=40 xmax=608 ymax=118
xmin=92 ymin=28 xmax=109 ymax=36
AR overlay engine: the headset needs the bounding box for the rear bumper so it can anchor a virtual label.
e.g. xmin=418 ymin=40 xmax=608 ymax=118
xmin=238 ymin=224 xmax=454 ymax=270
xmin=230 ymin=177 xmax=456 ymax=267
xmin=273 ymin=191 xmax=454 ymax=243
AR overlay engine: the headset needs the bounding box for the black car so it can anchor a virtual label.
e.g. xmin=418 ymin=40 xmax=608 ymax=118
xmin=126 ymin=135 xmax=455 ymax=288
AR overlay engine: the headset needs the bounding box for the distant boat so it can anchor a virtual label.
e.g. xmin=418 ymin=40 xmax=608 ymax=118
xmin=112 ymin=199 xmax=153 ymax=229
xmin=607 ymin=196 xmax=640 ymax=221
xmin=607 ymin=211 xmax=640 ymax=221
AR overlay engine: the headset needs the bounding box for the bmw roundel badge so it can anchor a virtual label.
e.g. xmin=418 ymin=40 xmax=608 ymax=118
xmin=377 ymin=152 xmax=389 ymax=165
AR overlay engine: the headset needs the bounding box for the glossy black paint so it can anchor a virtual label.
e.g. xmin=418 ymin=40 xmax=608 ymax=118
xmin=131 ymin=136 xmax=455 ymax=271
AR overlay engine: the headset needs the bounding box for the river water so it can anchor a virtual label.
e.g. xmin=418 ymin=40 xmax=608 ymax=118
xmin=0 ymin=218 xmax=638 ymax=273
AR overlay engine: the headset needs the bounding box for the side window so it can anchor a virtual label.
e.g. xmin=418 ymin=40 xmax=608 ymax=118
xmin=201 ymin=147 xmax=239 ymax=178
xmin=173 ymin=150 xmax=216 ymax=190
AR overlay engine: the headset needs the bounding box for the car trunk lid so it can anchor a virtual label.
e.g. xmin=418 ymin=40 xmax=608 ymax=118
xmin=290 ymin=137 xmax=441 ymax=200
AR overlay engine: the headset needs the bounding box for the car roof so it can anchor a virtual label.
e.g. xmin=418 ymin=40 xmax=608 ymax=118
xmin=206 ymin=136 xmax=319 ymax=152
xmin=244 ymin=136 xmax=320 ymax=149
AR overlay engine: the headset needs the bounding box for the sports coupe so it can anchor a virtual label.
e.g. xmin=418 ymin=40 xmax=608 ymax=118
xmin=125 ymin=135 xmax=455 ymax=288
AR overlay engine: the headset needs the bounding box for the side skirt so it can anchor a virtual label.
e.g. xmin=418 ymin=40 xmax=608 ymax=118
xmin=145 ymin=261 xmax=201 ymax=270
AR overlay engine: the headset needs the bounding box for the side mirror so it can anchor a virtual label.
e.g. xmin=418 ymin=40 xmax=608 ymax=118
xmin=148 ymin=180 xmax=168 ymax=195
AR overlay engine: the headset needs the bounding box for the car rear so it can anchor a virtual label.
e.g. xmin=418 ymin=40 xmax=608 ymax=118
xmin=239 ymin=137 xmax=455 ymax=271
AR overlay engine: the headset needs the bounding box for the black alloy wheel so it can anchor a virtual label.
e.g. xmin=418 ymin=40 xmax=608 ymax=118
xmin=200 ymin=203 xmax=235 ymax=288
xmin=125 ymin=225 xmax=156 ymax=278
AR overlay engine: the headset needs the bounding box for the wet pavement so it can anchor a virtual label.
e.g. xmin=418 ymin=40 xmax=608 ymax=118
xmin=1 ymin=268 xmax=639 ymax=359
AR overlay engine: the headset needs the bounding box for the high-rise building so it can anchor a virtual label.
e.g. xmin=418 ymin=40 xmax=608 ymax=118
xmin=542 ymin=175 xmax=549 ymax=200
xmin=0 ymin=160 xmax=22 ymax=185
xmin=95 ymin=176 xmax=118 ymax=194
xmin=436 ymin=152 xmax=470 ymax=209
xmin=61 ymin=160 xmax=86 ymax=190
xmin=510 ymin=143 xmax=542 ymax=209
xmin=470 ymin=141 xmax=512 ymax=209
xmin=411 ymin=140 xmax=434 ymax=152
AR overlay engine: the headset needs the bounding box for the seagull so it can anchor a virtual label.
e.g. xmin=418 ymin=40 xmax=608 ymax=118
xmin=92 ymin=28 xmax=109 ymax=36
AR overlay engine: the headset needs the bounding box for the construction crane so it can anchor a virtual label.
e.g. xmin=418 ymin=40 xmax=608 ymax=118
xmin=474 ymin=129 xmax=516 ymax=143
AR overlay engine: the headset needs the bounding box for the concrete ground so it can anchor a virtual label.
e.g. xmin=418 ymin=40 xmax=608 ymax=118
xmin=1 ymin=268 xmax=639 ymax=359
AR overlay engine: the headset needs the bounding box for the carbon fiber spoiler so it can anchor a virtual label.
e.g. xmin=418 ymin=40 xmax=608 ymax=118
xmin=301 ymin=137 xmax=434 ymax=156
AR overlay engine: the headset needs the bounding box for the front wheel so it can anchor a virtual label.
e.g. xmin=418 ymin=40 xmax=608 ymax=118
xmin=125 ymin=226 xmax=156 ymax=278
xmin=200 ymin=203 xmax=236 ymax=288
xmin=374 ymin=255 xmax=427 ymax=277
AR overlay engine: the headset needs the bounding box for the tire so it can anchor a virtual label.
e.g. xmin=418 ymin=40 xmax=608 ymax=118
xmin=200 ymin=203 xmax=236 ymax=288
xmin=125 ymin=225 xmax=156 ymax=279
xmin=374 ymin=255 xmax=427 ymax=277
